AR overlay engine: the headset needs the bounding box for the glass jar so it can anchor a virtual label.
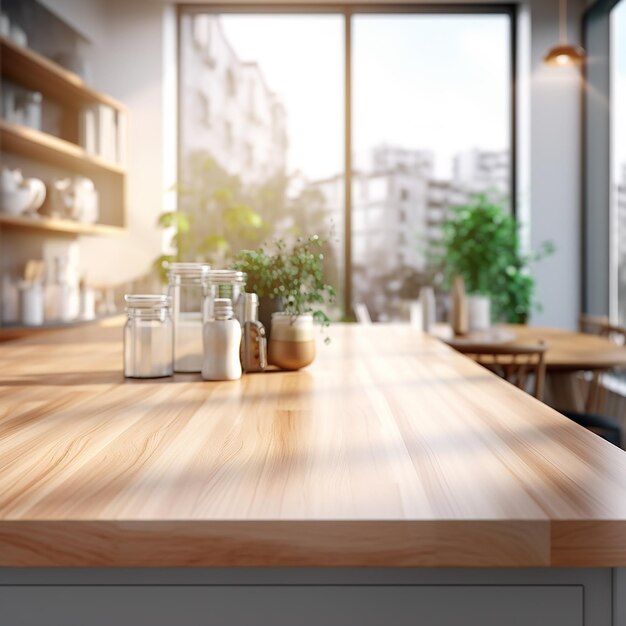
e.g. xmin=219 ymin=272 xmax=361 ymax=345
xmin=124 ymin=294 xmax=173 ymax=378
xmin=167 ymin=262 xmax=211 ymax=372
xmin=268 ymin=312 xmax=316 ymax=371
xmin=205 ymin=270 xmax=246 ymax=324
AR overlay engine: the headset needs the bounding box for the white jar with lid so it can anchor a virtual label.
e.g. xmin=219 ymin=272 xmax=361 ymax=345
xmin=202 ymin=298 xmax=242 ymax=381
xmin=124 ymin=294 xmax=173 ymax=378
xmin=167 ymin=262 xmax=210 ymax=372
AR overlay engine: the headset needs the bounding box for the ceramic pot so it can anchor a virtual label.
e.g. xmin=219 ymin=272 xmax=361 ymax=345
xmin=467 ymin=294 xmax=491 ymax=332
xmin=46 ymin=176 xmax=98 ymax=221
xmin=268 ymin=313 xmax=316 ymax=370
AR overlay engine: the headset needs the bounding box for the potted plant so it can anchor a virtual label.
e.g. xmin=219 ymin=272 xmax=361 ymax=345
xmin=233 ymin=235 xmax=336 ymax=369
xmin=428 ymin=194 xmax=554 ymax=325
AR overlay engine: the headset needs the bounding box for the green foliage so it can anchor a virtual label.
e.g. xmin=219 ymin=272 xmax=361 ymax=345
xmin=233 ymin=235 xmax=336 ymax=328
xmin=428 ymin=194 xmax=554 ymax=323
xmin=155 ymin=150 xmax=339 ymax=292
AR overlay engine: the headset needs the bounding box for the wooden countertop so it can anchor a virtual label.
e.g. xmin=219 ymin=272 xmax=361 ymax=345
xmin=1 ymin=319 xmax=626 ymax=568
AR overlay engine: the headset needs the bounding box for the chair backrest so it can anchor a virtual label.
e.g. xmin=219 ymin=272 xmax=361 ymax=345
xmin=354 ymin=303 xmax=372 ymax=325
xmin=579 ymin=314 xmax=609 ymax=335
xmin=452 ymin=342 xmax=547 ymax=401
xmin=600 ymin=322 xmax=626 ymax=346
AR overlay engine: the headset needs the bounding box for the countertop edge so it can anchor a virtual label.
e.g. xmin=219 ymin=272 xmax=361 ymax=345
xmin=0 ymin=519 xmax=554 ymax=568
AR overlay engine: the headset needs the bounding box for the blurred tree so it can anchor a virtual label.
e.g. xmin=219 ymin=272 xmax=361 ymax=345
xmin=154 ymin=150 xmax=339 ymax=291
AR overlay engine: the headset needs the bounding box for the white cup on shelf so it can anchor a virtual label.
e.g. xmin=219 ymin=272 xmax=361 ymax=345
xmin=19 ymin=282 xmax=44 ymax=326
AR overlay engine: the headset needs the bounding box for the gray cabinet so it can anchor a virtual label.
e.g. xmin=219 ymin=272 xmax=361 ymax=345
xmin=0 ymin=567 xmax=617 ymax=626
xmin=0 ymin=585 xmax=582 ymax=626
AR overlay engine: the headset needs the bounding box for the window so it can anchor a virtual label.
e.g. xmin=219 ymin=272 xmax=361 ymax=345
xmin=583 ymin=0 xmax=625 ymax=319
xmin=352 ymin=14 xmax=511 ymax=320
xmin=226 ymin=67 xmax=237 ymax=98
xmin=613 ymin=0 xmax=626 ymax=323
xmin=223 ymin=120 xmax=233 ymax=149
xmin=178 ymin=7 xmax=513 ymax=320
xmin=197 ymin=91 xmax=210 ymax=127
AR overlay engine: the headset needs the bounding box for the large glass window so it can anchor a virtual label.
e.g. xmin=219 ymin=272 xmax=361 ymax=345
xmin=178 ymin=7 xmax=513 ymax=320
xmin=178 ymin=11 xmax=344 ymax=309
xmin=351 ymin=14 xmax=511 ymax=320
xmin=613 ymin=0 xmax=626 ymax=323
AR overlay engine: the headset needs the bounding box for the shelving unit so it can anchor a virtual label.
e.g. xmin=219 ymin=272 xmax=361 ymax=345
xmin=0 ymin=32 xmax=129 ymax=337
xmin=0 ymin=35 xmax=127 ymax=232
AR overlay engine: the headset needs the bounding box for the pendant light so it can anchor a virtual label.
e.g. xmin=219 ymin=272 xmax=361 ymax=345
xmin=544 ymin=0 xmax=585 ymax=66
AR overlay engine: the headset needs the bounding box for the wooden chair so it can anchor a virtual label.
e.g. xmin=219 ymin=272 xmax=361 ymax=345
xmin=576 ymin=317 xmax=622 ymax=413
xmin=584 ymin=321 xmax=626 ymax=413
xmin=600 ymin=322 xmax=626 ymax=345
xmin=578 ymin=313 xmax=609 ymax=335
xmin=567 ymin=319 xmax=624 ymax=447
xmin=452 ymin=342 xmax=547 ymax=401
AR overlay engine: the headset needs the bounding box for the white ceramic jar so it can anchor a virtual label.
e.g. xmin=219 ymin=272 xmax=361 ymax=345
xmin=202 ymin=298 xmax=242 ymax=381
xmin=18 ymin=282 xmax=44 ymax=326
xmin=467 ymin=294 xmax=491 ymax=332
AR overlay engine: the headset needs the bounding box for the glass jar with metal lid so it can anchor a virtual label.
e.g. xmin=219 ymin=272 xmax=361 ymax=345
xmin=205 ymin=269 xmax=247 ymax=324
xmin=167 ymin=262 xmax=210 ymax=372
xmin=124 ymin=294 xmax=173 ymax=378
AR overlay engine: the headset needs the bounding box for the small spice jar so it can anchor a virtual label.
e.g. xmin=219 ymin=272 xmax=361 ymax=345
xmin=124 ymin=294 xmax=173 ymax=378
xmin=167 ymin=262 xmax=210 ymax=372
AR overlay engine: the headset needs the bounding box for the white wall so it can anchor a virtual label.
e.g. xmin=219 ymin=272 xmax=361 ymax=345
xmin=39 ymin=0 xmax=173 ymax=288
xmin=78 ymin=0 xmax=172 ymax=286
xmin=522 ymin=0 xmax=586 ymax=329
xmin=38 ymin=0 xmax=106 ymax=43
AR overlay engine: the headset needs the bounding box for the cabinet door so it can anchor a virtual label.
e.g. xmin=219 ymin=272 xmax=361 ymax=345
xmin=0 ymin=585 xmax=582 ymax=626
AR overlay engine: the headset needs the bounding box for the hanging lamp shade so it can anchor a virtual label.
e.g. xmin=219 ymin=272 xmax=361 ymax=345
xmin=543 ymin=0 xmax=585 ymax=66
xmin=544 ymin=43 xmax=586 ymax=66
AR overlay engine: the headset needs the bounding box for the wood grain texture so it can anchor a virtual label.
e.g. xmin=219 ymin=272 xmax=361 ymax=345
xmin=1 ymin=319 xmax=626 ymax=567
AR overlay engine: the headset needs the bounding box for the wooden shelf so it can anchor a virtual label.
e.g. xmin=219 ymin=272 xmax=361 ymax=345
xmin=0 ymin=120 xmax=125 ymax=176
xmin=0 ymin=36 xmax=125 ymax=112
xmin=0 ymin=213 xmax=126 ymax=236
xmin=0 ymin=37 xmax=127 ymax=241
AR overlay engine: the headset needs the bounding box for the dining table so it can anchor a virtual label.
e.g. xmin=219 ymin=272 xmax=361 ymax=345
xmin=437 ymin=324 xmax=626 ymax=412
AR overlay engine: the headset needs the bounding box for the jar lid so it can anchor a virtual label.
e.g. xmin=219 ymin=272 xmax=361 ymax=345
xmin=207 ymin=269 xmax=246 ymax=284
xmin=124 ymin=294 xmax=171 ymax=309
xmin=213 ymin=297 xmax=234 ymax=319
xmin=167 ymin=262 xmax=211 ymax=277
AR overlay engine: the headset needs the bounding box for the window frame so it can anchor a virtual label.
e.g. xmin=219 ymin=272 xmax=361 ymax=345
xmin=582 ymin=0 xmax=623 ymax=320
xmin=177 ymin=3 xmax=517 ymax=315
